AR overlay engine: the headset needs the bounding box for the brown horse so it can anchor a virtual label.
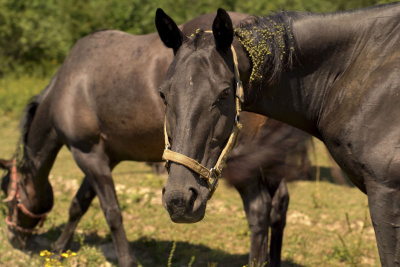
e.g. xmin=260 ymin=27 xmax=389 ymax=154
xmin=225 ymin=112 xmax=310 ymax=265
xmin=0 ymin=12 xmax=310 ymax=267
xmin=155 ymin=4 xmax=400 ymax=266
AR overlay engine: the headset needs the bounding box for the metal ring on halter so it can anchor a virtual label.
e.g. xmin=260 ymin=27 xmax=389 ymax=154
xmin=237 ymin=81 xmax=242 ymax=92
xmin=209 ymin=168 xmax=219 ymax=188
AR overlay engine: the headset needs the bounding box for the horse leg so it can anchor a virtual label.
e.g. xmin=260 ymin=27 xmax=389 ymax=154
xmin=365 ymin=179 xmax=400 ymax=266
xmin=235 ymin=178 xmax=272 ymax=267
xmin=53 ymin=177 xmax=96 ymax=252
xmin=269 ymin=180 xmax=289 ymax=267
xmin=70 ymin=145 xmax=136 ymax=267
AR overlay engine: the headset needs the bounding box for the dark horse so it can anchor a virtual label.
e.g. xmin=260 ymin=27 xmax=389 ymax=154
xmin=155 ymin=3 xmax=400 ymax=266
xmin=0 ymin=12 xmax=310 ymax=267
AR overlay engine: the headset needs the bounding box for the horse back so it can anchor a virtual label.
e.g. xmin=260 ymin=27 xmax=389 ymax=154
xmin=47 ymin=30 xmax=170 ymax=161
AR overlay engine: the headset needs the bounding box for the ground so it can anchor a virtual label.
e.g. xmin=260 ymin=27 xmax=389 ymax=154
xmin=0 ymin=116 xmax=379 ymax=266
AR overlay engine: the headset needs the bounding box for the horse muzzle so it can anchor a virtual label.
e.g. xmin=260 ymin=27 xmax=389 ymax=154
xmin=162 ymin=181 xmax=207 ymax=223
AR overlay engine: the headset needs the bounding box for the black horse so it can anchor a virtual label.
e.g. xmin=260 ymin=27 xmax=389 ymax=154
xmin=155 ymin=3 xmax=400 ymax=266
xmin=0 ymin=12 xmax=310 ymax=267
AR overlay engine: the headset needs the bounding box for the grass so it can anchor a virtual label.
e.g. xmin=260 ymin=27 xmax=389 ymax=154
xmin=0 ymin=73 xmax=53 ymax=118
xmin=0 ymin=75 xmax=380 ymax=266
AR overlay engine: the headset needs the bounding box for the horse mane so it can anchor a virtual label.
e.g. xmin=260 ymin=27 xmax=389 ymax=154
xmin=330 ymin=2 xmax=400 ymax=16
xmin=89 ymin=28 xmax=110 ymax=35
xmin=188 ymin=10 xmax=302 ymax=84
xmin=234 ymin=11 xmax=308 ymax=85
xmin=236 ymin=3 xmax=399 ymax=85
xmin=17 ymin=74 xmax=56 ymax=171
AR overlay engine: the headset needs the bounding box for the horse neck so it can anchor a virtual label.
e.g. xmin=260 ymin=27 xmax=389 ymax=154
xmin=241 ymin=5 xmax=399 ymax=139
xmin=20 ymin=99 xmax=62 ymax=211
xmin=293 ymin=5 xmax=399 ymax=67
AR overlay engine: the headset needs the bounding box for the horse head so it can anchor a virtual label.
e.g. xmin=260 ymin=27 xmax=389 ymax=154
xmin=155 ymin=8 xmax=247 ymax=223
xmin=0 ymin=157 xmax=52 ymax=249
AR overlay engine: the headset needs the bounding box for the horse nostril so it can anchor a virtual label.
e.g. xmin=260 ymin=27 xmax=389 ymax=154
xmin=162 ymin=187 xmax=167 ymax=209
xmin=188 ymin=187 xmax=198 ymax=209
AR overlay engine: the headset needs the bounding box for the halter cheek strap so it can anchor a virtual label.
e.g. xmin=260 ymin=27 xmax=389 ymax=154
xmin=3 ymin=159 xmax=51 ymax=233
xmin=162 ymin=43 xmax=244 ymax=199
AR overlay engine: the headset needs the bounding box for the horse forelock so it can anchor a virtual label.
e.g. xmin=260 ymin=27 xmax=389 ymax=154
xmin=186 ymin=29 xmax=216 ymax=51
xmin=189 ymin=29 xmax=204 ymax=48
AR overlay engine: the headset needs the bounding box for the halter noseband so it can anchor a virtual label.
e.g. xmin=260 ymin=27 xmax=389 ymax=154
xmin=3 ymin=159 xmax=51 ymax=234
xmin=162 ymin=38 xmax=244 ymax=199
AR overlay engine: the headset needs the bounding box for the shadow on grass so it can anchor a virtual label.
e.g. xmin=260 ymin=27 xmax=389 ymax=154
xmin=98 ymin=235 xmax=304 ymax=267
xmin=22 ymin=226 xmax=303 ymax=267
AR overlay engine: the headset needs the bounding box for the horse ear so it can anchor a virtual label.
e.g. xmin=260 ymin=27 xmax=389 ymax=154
xmin=155 ymin=8 xmax=186 ymax=53
xmin=212 ymin=8 xmax=233 ymax=52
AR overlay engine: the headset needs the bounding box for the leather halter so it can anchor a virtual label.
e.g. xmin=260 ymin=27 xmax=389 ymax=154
xmin=162 ymin=38 xmax=244 ymax=199
xmin=3 ymin=159 xmax=51 ymax=234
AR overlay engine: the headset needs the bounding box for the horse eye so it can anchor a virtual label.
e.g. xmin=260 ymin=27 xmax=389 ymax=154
xmin=220 ymin=89 xmax=229 ymax=99
xmin=159 ymin=90 xmax=167 ymax=105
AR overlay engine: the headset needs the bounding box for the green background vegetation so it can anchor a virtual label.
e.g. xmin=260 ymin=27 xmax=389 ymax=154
xmin=0 ymin=0 xmax=396 ymax=77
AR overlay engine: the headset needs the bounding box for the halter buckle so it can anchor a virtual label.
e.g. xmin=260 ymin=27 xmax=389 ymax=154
xmin=236 ymin=81 xmax=242 ymax=91
xmin=164 ymin=146 xmax=170 ymax=171
xmin=209 ymin=168 xmax=219 ymax=189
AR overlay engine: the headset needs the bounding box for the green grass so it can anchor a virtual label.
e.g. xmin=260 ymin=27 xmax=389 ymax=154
xmin=0 ymin=73 xmax=54 ymax=118
xmin=0 ymin=76 xmax=380 ymax=266
xmin=0 ymin=118 xmax=381 ymax=267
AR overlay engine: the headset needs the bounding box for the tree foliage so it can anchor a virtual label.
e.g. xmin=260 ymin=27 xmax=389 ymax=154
xmin=0 ymin=0 xmax=71 ymax=74
xmin=0 ymin=0 xmax=396 ymax=75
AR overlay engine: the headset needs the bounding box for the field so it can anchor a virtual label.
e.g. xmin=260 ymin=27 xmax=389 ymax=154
xmin=0 ymin=76 xmax=380 ymax=266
